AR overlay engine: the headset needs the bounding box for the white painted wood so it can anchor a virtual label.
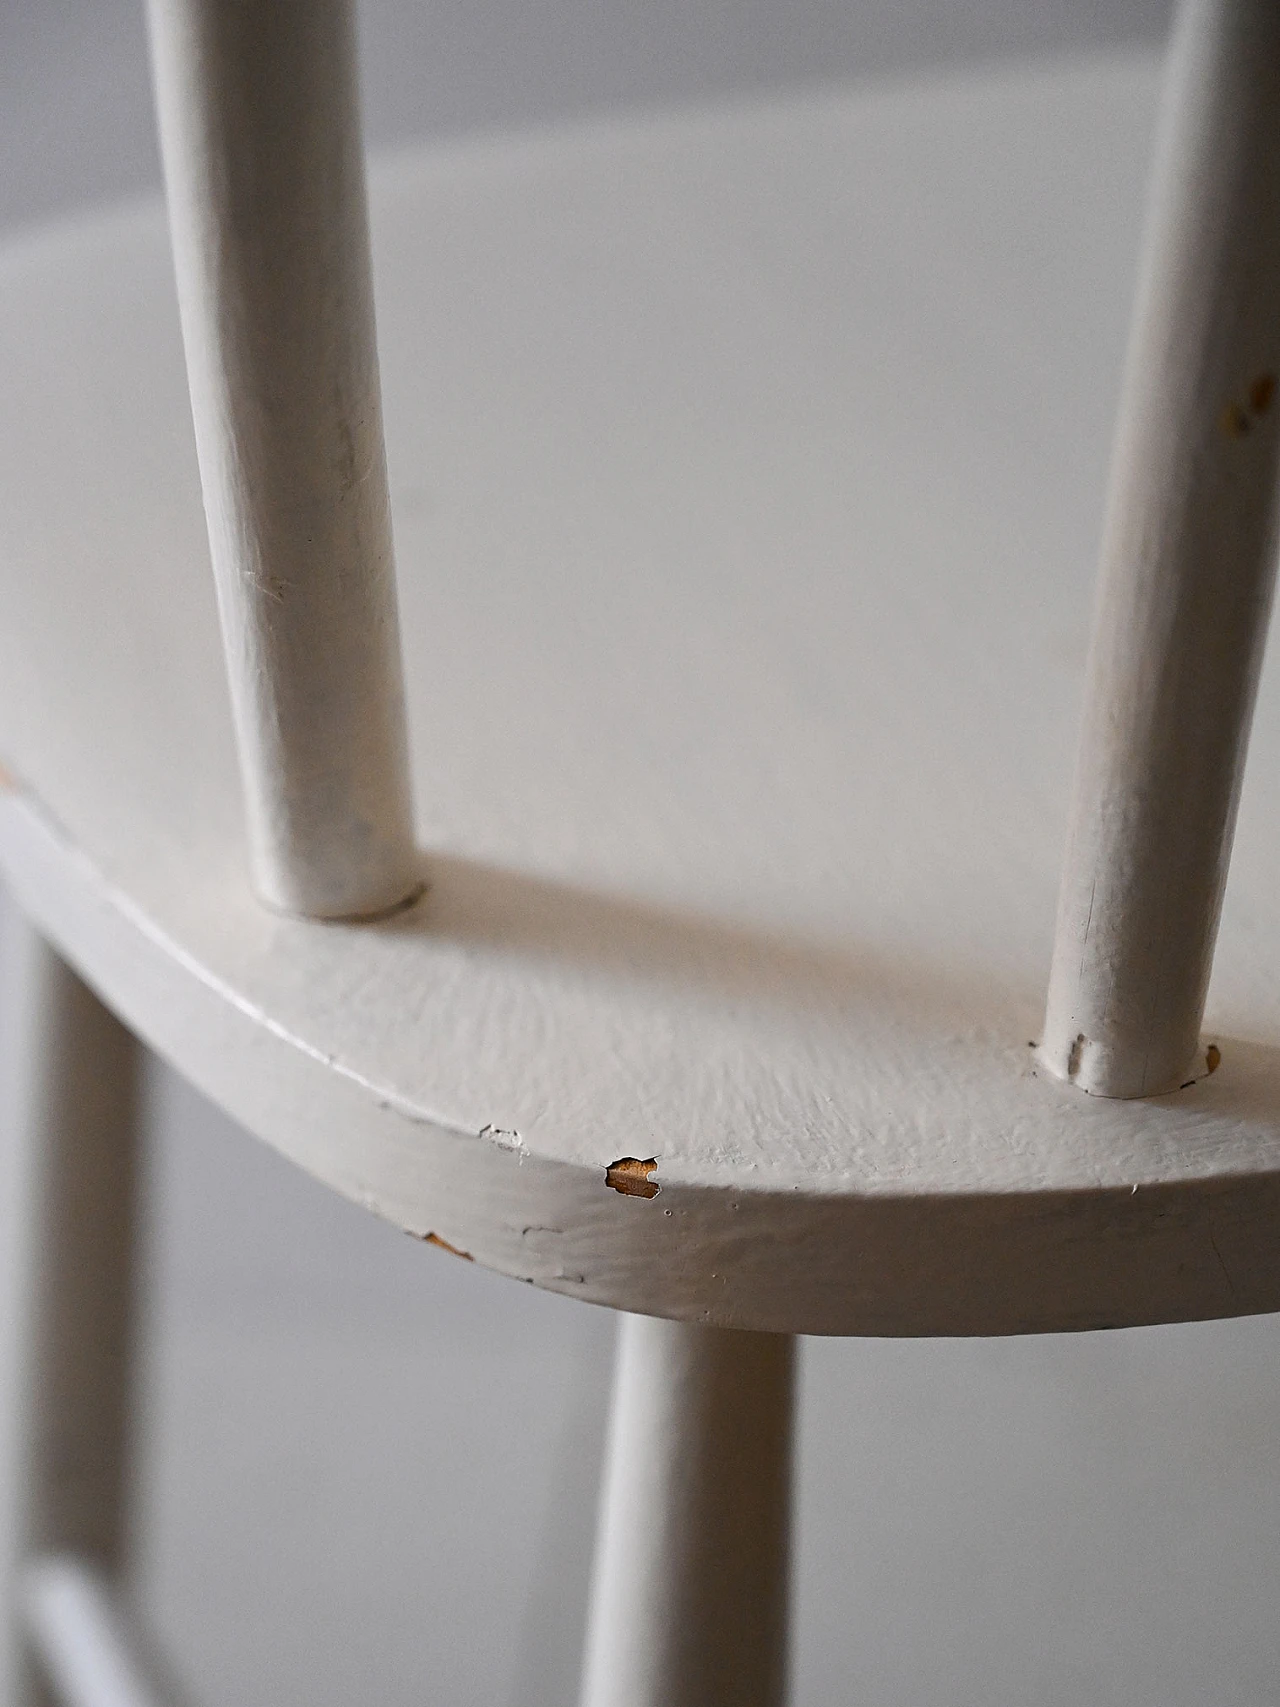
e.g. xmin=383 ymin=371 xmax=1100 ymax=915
xmin=145 ymin=0 xmax=418 ymax=919
xmin=21 ymin=1559 xmax=173 ymax=1707
xmin=1042 ymin=1 xmax=1280 ymax=1097
xmin=6 ymin=58 xmax=1280 ymax=1332
xmin=0 ymin=916 xmax=142 ymax=1707
xmin=579 ymin=1317 xmax=792 ymax=1707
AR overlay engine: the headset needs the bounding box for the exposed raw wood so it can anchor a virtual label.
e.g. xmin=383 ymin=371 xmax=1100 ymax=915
xmin=0 ymin=919 xmax=142 ymax=1707
xmin=579 ymin=1318 xmax=792 ymax=1707
xmin=1042 ymin=0 xmax=1280 ymax=1096
xmin=6 ymin=59 xmax=1280 ymax=1333
xmin=146 ymin=0 xmax=418 ymax=919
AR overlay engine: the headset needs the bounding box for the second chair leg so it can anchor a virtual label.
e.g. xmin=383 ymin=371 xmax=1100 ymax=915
xmin=579 ymin=1314 xmax=795 ymax=1707
xmin=0 ymin=910 xmax=144 ymax=1707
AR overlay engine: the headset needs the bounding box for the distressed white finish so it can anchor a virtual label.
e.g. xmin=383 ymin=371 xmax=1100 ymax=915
xmin=0 ymin=919 xmax=142 ymax=1707
xmin=145 ymin=0 xmax=418 ymax=919
xmin=5 ymin=57 xmax=1280 ymax=1334
xmin=21 ymin=1560 xmax=172 ymax=1707
xmin=1042 ymin=0 xmax=1280 ymax=1098
xmin=580 ymin=1317 xmax=792 ymax=1707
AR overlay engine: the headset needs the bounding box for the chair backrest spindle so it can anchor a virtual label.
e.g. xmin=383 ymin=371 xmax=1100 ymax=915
xmin=146 ymin=0 xmax=418 ymax=920
xmin=1043 ymin=0 xmax=1280 ymax=1097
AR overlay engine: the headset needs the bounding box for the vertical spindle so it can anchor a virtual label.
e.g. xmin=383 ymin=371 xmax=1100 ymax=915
xmin=579 ymin=1317 xmax=793 ymax=1707
xmin=1043 ymin=0 xmax=1280 ymax=1096
xmin=147 ymin=0 xmax=419 ymax=919
xmin=0 ymin=918 xmax=143 ymax=1707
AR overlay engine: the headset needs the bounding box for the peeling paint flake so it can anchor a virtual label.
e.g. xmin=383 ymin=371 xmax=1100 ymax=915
xmin=479 ymin=1123 xmax=523 ymax=1152
xmin=605 ymin=1156 xmax=660 ymax=1199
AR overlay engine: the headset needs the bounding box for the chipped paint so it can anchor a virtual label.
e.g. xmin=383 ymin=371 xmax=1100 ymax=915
xmin=1066 ymin=1033 xmax=1086 ymax=1081
xmin=480 ymin=1123 xmax=523 ymax=1152
xmin=423 ymin=1231 xmax=473 ymax=1260
xmin=1220 ymin=373 xmax=1276 ymax=440
xmin=606 ymin=1157 xmax=660 ymax=1199
xmin=1221 ymin=400 xmax=1252 ymax=437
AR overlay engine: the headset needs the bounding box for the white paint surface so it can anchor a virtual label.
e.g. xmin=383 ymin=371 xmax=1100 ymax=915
xmin=580 ymin=1317 xmax=792 ymax=1707
xmin=1043 ymin=0 xmax=1280 ymax=1097
xmin=4 ymin=56 xmax=1280 ymax=1332
xmin=117 ymin=1061 xmax=1280 ymax=1707
xmin=147 ymin=0 xmax=419 ymax=919
xmin=0 ymin=913 xmax=142 ymax=1707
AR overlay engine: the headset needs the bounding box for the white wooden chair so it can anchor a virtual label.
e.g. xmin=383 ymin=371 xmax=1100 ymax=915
xmin=3 ymin=2 xmax=1280 ymax=1702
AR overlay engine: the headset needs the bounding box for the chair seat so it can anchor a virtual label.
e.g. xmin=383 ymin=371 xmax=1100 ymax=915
xmin=3 ymin=49 xmax=1280 ymax=1335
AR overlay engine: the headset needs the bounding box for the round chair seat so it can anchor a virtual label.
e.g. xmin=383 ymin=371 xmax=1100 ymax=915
xmin=3 ymin=50 xmax=1279 ymax=1336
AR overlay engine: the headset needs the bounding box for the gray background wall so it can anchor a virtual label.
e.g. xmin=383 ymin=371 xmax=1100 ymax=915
xmin=3 ymin=0 xmax=1172 ymax=227
xmin=11 ymin=4 xmax=1280 ymax=1706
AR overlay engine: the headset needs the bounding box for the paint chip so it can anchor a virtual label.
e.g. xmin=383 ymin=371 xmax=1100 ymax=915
xmin=1221 ymin=375 xmax=1276 ymax=439
xmin=423 ymin=1231 xmax=473 ymax=1260
xmin=479 ymin=1124 xmax=523 ymax=1152
xmin=1066 ymin=1033 xmax=1086 ymax=1080
xmin=1221 ymin=401 xmax=1252 ymax=437
xmin=605 ymin=1157 xmax=660 ymax=1199
xmin=1250 ymin=373 xmax=1276 ymax=415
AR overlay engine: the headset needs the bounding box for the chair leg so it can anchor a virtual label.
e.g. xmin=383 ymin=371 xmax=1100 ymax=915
xmin=0 ymin=910 xmax=143 ymax=1707
xmin=579 ymin=1314 xmax=794 ymax=1707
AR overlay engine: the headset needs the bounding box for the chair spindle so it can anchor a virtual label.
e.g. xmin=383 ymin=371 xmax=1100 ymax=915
xmin=579 ymin=1317 xmax=793 ymax=1707
xmin=147 ymin=0 xmax=418 ymax=919
xmin=1043 ymin=0 xmax=1280 ymax=1096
